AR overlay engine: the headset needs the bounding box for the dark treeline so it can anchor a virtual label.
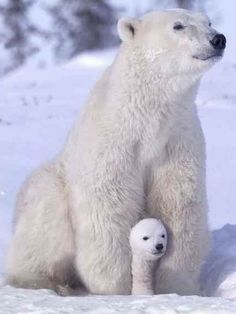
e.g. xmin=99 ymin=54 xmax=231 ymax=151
xmin=0 ymin=0 xmax=209 ymax=76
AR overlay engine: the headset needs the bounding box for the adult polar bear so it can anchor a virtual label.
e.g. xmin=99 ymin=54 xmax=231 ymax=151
xmin=6 ymin=9 xmax=226 ymax=295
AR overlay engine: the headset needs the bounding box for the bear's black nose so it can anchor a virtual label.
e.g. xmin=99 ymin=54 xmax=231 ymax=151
xmin=210 ymin=34 xmax=226 ymax=50
xmin=155 ymin=243 xmax=163 ymax=251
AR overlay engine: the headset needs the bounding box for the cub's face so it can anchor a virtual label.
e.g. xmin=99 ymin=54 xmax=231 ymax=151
xmin=118 ymin=9 xmax=226 ymax=77
xmin=129 ymin=219 xmax=168 ymax=261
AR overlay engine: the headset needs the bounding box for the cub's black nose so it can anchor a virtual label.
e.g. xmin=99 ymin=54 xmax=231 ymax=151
xmin=210 ymin=34 xmax=226 ymax=50
xmin=155 ymin=243 xmax=163 ymax=251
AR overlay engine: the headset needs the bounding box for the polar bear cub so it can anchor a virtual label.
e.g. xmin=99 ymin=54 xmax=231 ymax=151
xmin=130 ymin=218 xmax=167 ymax=295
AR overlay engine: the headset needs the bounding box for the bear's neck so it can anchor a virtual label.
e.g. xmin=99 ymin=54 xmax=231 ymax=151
xmin=111 ymin=46 xmax=200 ymax=116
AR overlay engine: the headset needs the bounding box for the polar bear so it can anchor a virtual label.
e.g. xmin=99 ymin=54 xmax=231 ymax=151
xmin=130 ymin=218 xmax=167 ymax=295
xmin=6 ymin=9 xmax=226 ymax=295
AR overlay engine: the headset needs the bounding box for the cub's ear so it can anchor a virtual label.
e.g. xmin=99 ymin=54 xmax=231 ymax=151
xmin=117 ymin=18 xmax=141 ymax=42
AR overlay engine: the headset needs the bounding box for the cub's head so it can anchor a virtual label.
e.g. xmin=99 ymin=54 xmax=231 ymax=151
xmin=129 ymin=218 xmax=167 ymax=261
xmin=118 ymin=9 xmax=226 ymax=77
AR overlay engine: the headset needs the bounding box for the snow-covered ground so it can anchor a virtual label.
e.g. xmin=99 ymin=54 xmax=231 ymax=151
xmin=1 ymin=2 xmax=236 ymax=313
xmin=1 ymin=287 xmax=236 ymax=314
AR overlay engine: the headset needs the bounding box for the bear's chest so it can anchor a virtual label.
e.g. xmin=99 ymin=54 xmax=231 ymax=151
xmin=139 ymin=123 xmax=169 ymax=166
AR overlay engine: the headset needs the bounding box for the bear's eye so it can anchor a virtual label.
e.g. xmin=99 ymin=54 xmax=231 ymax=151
xmin=173 ymin=23 xmax=185 ymax=31
xmin=209 ymin=22 xmax=212 ymax=27
xmin=143 ymin=236 xmax=149 ymax=241
xmin=161 ymin=234 xmax=165 ymax=238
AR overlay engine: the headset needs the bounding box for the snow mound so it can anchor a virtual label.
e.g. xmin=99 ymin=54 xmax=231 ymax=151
xmin=202 ymin=225 xmax=236 ymax=299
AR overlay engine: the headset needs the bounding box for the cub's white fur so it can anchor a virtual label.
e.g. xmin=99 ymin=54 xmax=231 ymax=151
xmin=6 ymin=9 xmax=224 ymax=295
xmin=130 ymin=218 xmax=167 ymax=295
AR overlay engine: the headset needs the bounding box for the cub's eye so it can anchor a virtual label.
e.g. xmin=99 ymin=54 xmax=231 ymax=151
xmin=143 ymin=236 xmax=149 ymax=241
xmin=209 ymin=22 xmax=212 ymax=27
xmin=173 ymin=23 xmax=185 ymax=30
xmin=161 ymin=234 xmax=165 ymax=238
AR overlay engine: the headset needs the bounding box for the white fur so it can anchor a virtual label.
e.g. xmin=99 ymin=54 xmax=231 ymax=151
xmin=6 ymin=9 xmax=224 ymax=295
xmin=130 ymin=218 xmax=167 ymax=295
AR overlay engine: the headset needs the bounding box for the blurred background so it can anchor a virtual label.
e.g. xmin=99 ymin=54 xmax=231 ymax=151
xmin=0 ymin=0 xmax=218 ymax=76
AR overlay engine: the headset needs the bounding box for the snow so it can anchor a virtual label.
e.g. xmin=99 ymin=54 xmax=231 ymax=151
xmin=1 ymin=2 xmax=236 ymax=313
xmin=1 ymin=287 xmax=236 ymax=314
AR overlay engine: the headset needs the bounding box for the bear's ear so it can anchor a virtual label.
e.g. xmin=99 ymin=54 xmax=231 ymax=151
xmin=117 ymin=18 xmax=140 ymax=42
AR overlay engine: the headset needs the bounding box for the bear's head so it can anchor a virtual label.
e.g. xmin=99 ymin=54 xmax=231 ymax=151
xmin=117 ymin=9 xmax=226 ymax=78
xmin=129 ymin=218 xmax=167 ymax=261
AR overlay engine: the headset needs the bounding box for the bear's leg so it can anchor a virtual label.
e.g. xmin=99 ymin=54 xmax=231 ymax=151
xmin=147 ymin=136 xmax=209 ymax=296
xmin=6 ymin=164 xmax=80 ymax=292
xmin=71 ymin=183 xmax=144 ymax=295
